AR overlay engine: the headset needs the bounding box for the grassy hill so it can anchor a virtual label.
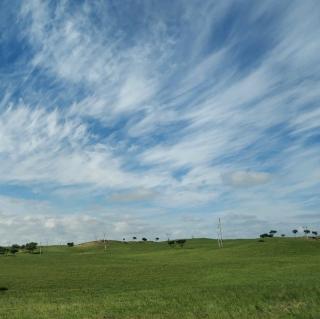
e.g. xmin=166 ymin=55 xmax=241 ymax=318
xmin=0 ymin=238 xmax=319 ymax=318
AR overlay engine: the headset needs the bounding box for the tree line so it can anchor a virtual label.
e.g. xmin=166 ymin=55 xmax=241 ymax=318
xmin=260 ymin=229 xmax=318 ymax=239
xmin=0 ymin=242 xmax=38 ymax=256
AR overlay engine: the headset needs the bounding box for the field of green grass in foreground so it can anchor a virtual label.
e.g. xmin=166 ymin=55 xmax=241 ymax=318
xmin=0 ymin=238 xmax=319 ymax=319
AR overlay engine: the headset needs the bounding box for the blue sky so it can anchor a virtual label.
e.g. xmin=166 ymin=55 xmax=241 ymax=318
xmin=0 ymin=0 xmax=319 ymax=244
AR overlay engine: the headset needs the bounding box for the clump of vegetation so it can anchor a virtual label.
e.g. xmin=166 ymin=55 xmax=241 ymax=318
xmin=259 ymin=230 xmax=279 ymax=238
xmin=167 ymin=239 xmax=187 ymax=248
xmin=0 ymin=244 xmax=21 ymax=256
xmin=0 ymin=246 xmax=8 ymax=255
xmin=260 ymin=233 xmax=273 ymax=238
xmin=176 ymin=239 xmax=186 ymax=248
xmin=9 ymin=246 xmax=19 ymax=255
xmin=168 ymin=240 xmax=175 ymax=247
xmin=67 ymin=242 xmax=74 ymax=247
xmin=25 ymin=242 xmax=38 ymax=254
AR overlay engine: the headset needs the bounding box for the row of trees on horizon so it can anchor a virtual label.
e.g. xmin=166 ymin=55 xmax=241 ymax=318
xmin=0 ymin=242 xmax=38 ymax=256
xmin=260 ymin=228 xmax=318 ymax=238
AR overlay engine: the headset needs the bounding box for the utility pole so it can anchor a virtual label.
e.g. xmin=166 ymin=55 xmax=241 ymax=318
xmin=217 ymin=218 xmax=223 ymax=248
xmin=217 ymin=229 xmax=221 ymax=248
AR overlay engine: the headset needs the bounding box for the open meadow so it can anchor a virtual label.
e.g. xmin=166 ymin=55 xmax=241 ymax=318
xmin=0 ymin=238 xmax=319 ymax=319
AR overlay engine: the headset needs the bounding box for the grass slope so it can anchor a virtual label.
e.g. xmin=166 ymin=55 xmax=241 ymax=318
xmin=0 ymin=238 xmax=319 ymax=319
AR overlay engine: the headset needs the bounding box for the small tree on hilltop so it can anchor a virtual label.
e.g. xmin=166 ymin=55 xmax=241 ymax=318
xmin=67 ymin=242 xmax=74 ymax=247
xmin=292 ymin=229 xmax=298 ymax=237
xmin=281 ymin=234 xmax=285 ymax=237
xmin=155 ymin=237 xmax=159 ymax=241
xmin=304 ymin=229 xmax=310 ymax=238
xmin=142 ymin=237 xmax=147 ymax=242
xmin=132 ymin=236 xmax=137 ymax=241
xmin=168 ymin=240 xmax=175 ymax=247
xmin=269 ymin=230 xmax=277 ymax=237
xmin=10 ymin=245 xmax=19 ymax=255
xmin=176 ymin=239 xmax=186 ymax=248
xmin=25 ymin=242 xmax=38 ymax=254
xmin=312 ymin=231 xmax=318 ymax=236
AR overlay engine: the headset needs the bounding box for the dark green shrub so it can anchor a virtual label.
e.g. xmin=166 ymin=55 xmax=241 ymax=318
xmin=25 ymin=242 xmax=38 ymax=253
xmin=176 ymin=239 xmax=186 ymax=248
xmin=168 ymin=240 xmax=175 ymax=247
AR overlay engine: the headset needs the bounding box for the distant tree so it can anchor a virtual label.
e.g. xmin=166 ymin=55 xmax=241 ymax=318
xmin=155 ymin=237 xmax=159 ymax=241
xmin=1 ymin=247 xmax=10 ymax=256
xmin=304 ymin=229 xmax=310 ymax=237
xmin=281 ymin=234 xmax=285 ymax=237
xmin=260 ymin=233 xmax=274 ymax=238
xmin=0 ymin=246 xmax=6 ymax=255
xmin=142 ymin=237 xmax=147 ymax=242
xmin=176 ymin=239 xmax=186 ymax=248
xmin=9 ymin=246 xmax=19 ymax=255
xmin=67 ymin=242 xmax=74 ymax=247
xmin=292 ymin=229 xmax=298 ymax=237
xmin=269 ymin=230 xmax=277 ymax=236
xmin=168 ymin=240 xmax=175 ymax=247
xmin=123 ymin=238 xmax=126 ymax=241
xmin=132 ymin=236 xmax=137 ymax=240
xmin=25 ymin=242 xmax=38 ymax=254
xmin=312 ymin=231 xmax=318 ymax=236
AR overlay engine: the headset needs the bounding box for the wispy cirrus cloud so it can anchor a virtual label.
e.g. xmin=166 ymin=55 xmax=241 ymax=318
xmin=222 ymin=171 xmax=271 ymax=187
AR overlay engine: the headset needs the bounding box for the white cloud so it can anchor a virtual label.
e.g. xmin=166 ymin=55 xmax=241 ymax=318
xmin=0 ymin=104 xmax=177 ymax=190
xmin=109 ymin=188 xmax=157 ymax=202
xmin=222 ymin=171 xmax=271 ymax=187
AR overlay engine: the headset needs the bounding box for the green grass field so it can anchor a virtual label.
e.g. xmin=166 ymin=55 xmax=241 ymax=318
xmin=0 ymin=238 xmax=319 ymax=319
